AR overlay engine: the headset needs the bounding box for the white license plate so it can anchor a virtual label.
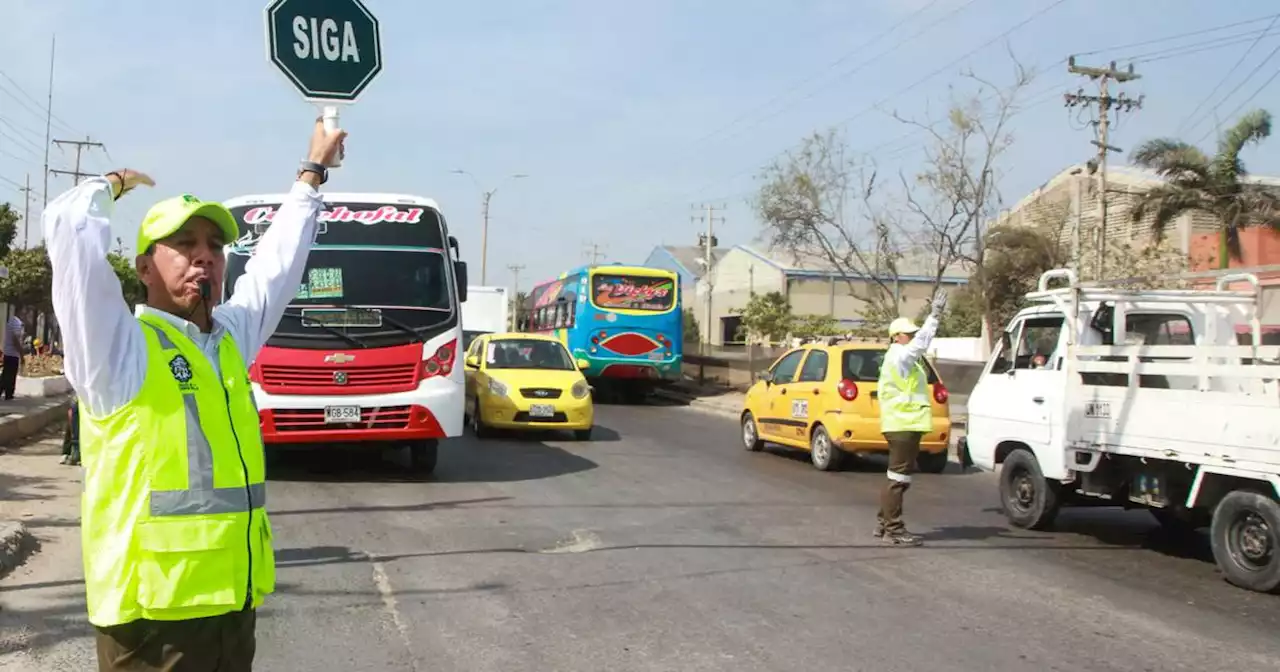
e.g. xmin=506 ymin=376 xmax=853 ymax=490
xmin=529 ymin=404 xmax=555 ymax=418
xmin=648 ymin=352 xmax=664 ymax=360
xmin=323 ymin=405 xmax=362 ymax=423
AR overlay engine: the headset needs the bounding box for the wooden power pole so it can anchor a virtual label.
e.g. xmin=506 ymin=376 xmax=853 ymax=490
xmin=1065 ymin=57 xmax=1143 ymax=280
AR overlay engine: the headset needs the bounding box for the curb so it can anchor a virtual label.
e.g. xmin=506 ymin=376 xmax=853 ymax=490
xmin=0 ymin=522 xmax=38 ymax=578
xmin=0 ymin=394 xmax=74 ymax=448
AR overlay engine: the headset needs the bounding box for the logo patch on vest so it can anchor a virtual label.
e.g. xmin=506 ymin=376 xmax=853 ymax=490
xmin=169 ymin=354 xmax=197 ymax=391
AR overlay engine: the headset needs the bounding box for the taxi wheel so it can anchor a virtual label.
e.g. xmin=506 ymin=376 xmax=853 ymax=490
xmin=741 ymin=412 xmax=764 ymax=452
xmin=573 ymin=427 xmax=593 ymax=441
xmin=809 ymin=425 xmax=844 ymax=472
xmin=916 ymin=450 xmax=949 ymax=474
xmin=470 ymin=400 xmax=492 ymax=439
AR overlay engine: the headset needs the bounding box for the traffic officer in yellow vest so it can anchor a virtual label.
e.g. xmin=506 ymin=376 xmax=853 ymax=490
xmin=874 ymin=290 xmax=948 ymax=547
xmin=43 ymin=117 xmax=346 ymax=671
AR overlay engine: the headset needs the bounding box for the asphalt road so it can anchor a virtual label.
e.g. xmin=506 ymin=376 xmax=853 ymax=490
xmin=3 ymin=401 xmax=1280 ymax=671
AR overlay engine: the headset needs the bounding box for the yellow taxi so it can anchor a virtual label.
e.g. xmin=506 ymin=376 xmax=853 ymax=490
xmin=740 ymin=341 xmax=952 ymax=472
xmin=463 ymin=332 xmax=595 ymax=440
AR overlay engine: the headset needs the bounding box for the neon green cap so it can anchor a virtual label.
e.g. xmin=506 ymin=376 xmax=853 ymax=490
xmin=135 ymin=193 xmax=240 ymax=255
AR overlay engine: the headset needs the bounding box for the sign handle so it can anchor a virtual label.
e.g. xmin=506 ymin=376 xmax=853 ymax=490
xmin=321 ymin=105 xmax=342 ymax=168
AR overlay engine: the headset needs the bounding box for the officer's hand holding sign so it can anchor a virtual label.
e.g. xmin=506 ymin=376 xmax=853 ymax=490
xmin=44 ymin=117 xmax=345 ymax=672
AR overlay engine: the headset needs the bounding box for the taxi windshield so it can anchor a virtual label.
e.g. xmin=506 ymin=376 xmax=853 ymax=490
xmin=487 ymin=339 xmax=574 ymax=371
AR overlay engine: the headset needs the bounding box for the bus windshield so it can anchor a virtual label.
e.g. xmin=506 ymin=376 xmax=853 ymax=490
xmin=224 ymin=200 xmax=459 ymax=349
xmin=590 ymin=273 xmax=676 ymax=312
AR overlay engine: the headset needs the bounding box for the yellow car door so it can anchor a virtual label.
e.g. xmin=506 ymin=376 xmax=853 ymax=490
xmin=464 ymin=336 xmax=487 ymax=413
xmin=760 ymin=348 xmax=808 ymax=447
xmin=791 ymin=348 xmax=833 ymax=440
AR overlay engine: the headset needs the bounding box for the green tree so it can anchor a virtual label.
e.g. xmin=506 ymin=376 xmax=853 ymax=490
xmin=0 ymin=203 xmax=18 ymax=258
xmin=792 ymin=314 xmax=842 ymax=339
xmin=734 ymin=291 xmax=794 ymax=343
xmin=0 ymin=245 xmax=52 ymax=313
xmin=108 ymin=252 xmax=147 ymax=306
xmin=1129 ymin=108 xmax=1280 ymax=269
xmin=681 ymin=307 xmax=700 ymax=345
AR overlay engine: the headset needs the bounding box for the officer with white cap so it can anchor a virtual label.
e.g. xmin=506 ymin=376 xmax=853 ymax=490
xmin=875 ymin=290 xmax=948 ymax=546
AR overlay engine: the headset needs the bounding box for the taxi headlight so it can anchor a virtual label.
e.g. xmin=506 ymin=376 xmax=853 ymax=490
xmin=571 ymin=380 xmax=590 ymax=399
xmin=487 ymin=378 xmax=509 ymax=397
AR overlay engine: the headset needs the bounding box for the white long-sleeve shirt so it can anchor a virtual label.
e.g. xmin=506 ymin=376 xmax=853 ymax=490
xmin=43 ymin=176 xmax=323 ymax=417
xmin=883 ymin=313 xmax=939 ymax=381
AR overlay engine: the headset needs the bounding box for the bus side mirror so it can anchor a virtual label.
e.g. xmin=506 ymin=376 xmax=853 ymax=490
xmin=455 ymin=261 xmax=469 ymax=302
xmin=576 ymin=358 xmax=590 ymax=370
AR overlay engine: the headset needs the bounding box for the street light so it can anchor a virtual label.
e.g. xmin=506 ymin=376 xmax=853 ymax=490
xmin=451 ymin=169 xmax=528 ymax=284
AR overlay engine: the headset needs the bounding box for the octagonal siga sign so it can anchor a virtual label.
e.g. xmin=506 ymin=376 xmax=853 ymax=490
xmin=265 ymin=0 xmax=383 ymax=103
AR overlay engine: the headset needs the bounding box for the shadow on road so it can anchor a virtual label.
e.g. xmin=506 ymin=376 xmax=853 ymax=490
xmin=978 ymin=505 xmax=1216 ymax=563
xmin=266 ymin=434 xmax=599 ymax=484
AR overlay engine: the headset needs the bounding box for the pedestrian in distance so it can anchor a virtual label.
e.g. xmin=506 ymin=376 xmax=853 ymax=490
xmin=874 ymin=289 xmax=948 ymax=547
xmin=43 ymin=117 xmax=346 ymax=672
xmin=1 ymin=311 xmax=23 ymax=400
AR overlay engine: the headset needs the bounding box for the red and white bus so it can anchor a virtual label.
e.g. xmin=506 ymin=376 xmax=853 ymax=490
xmin=222 ymin=193 xmax=468 ymax=473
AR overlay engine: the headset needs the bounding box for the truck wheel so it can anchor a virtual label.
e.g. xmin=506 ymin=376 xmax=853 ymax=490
xmin=809 ymin=425 xmax=844 ymax=471
xmin=916 ymin=450 xmax=949 ymax=474
xmin=1210 ymin=490 xmax=1280 ymax=593
xmin=741 ymin=412 xmax=764 ymax=452
xmin=999 ymin=449 xmax=1061 ymax=530
xmin=408 ymin=440 xmax=438 ymax=475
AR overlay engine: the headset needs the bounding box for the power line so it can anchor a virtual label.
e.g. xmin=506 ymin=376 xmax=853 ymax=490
xmin=1131 ymin=31 xmax=1280 ymax=66
xmin=1187 ymin=43 xmax=1280 ymax=144
xmin=1177 ymin=14 xmax=1280 ymax=135
xmin=50 ymin=135 xmax=106 ymax=186
xmin=1070 ymin=13 xmax=1280 ymax=59
xmin=1197 ymin=64 xmax=1280 ymax=146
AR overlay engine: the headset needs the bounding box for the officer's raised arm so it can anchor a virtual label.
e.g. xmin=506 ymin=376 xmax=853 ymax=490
xmin=216 ymin=119 xmax=347 ymax=362
xmin=892 ymin=291 xmax=947 ymax=379
xmin=43 ymin=170 xmax=156 ymax=417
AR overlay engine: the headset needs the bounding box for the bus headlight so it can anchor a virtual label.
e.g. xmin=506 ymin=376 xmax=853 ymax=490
xmin=571 ymin=380 xmax=590 ymax=399
xmin=487 ymin=378 xmax=509 ymax=397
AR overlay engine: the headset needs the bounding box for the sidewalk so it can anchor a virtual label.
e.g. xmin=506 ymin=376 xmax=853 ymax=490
xmin=655 ymin=386 xmax=969 ymax=427
xmin=0 ymin=394 xmax=75 ymax=580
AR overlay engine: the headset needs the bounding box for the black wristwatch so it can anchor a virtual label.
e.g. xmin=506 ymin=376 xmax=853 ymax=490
xmin=298 ymin=160 xmax=328 ymax=185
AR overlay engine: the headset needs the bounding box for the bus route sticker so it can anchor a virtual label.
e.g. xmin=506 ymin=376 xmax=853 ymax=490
xmin=308 ymin=267 xmax=345 ymax=299
xmin=791 ymin=399 xmax=809 ymax=420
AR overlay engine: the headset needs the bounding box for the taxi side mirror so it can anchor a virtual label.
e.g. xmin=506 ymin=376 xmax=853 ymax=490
xmin=465 ymin=354 xmax=480 ymax=369
xmin=576 ymin=358 xmax=590 ymax=370
xmin=756 ymin=370 xmax=774 ymax=385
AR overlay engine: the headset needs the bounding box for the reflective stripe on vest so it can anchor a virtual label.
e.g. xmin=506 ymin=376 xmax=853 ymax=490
xmin=143 ymin=324 xmax=265 ymax=517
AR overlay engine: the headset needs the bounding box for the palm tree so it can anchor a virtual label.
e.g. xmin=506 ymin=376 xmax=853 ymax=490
xmin=1129 ymin=109 xmax=1280 ymax=269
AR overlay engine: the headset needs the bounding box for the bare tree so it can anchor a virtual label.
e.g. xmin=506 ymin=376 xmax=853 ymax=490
xmin=754 ymin=58 xmax=1039 ymax=341
xmin=892 ymin=60 xmax=1036 ymax=341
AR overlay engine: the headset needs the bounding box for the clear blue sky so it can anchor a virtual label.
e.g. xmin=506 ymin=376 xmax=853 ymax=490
xmin=2 ymin=0 xmax=1278 ymax=291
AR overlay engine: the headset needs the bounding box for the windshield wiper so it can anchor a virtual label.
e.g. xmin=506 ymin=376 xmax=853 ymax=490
xmin=347 ymin=306 xmax=426 ymax=343
xmin=281 ymin=311 xmax=369 ymax=348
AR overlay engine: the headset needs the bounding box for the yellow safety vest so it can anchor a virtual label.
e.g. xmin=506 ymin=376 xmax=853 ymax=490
xmin=878 ymin=348 xmax=933 ymax=433
xmin=79 ymin=315 xmax=274 ymax=627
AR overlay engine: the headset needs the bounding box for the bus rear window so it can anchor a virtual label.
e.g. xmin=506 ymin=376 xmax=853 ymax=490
xmin=590 ymin=274 xmax=676 ymax=311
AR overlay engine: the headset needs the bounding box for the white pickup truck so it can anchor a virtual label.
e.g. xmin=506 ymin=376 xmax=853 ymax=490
xmin=960 ymin=268 xmax=1280 ymax=593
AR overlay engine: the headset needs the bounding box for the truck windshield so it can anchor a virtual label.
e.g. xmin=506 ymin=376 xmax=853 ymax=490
xmin=224 ymin=200 xmax=458 ymax=349
xmin=589 ymin=273 xmax=676 ymax=312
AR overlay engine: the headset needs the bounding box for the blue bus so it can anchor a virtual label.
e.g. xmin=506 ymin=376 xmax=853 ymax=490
xmin=518 ymin=264 xmax=682 ymax=400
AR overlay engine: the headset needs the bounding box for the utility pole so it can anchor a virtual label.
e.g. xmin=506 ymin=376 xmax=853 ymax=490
xmin=42 ymin=36 xmax=55 ymax=208
xmin=583 ymin=241 xmax=605 ymax=265
xmin=1065 ymin=57 xmax=1142 ymax=280
xmin=51 ymin=135 xmax=106 ymax=186
xmin=507 ymin=264 xmax=524 ymax=331
xmin=18 ymin=174 xmax=34 ymax=248
xmin=691 ymin=203 xmax=724 ymax=353
xmin=450 ymin=169 xmax=528 ymax=285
